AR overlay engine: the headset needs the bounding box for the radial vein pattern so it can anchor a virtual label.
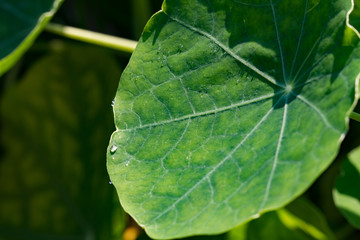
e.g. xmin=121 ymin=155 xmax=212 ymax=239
xmin=107 ymin=0 xmax=360 ymax=239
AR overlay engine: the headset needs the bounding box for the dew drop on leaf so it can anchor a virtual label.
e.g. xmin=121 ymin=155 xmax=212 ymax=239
xmin=110 ymin=145 xmax=118 ymax=153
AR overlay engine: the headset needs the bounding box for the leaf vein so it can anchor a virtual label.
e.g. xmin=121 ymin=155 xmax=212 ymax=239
xmin=120 ymin=92 xmax=280 ymax=131
xmin=259 ymin=97 xmax=288 ymax=210
xmin=150 ymin=97 xmax=283 ymax=223
xmin=270 ymin=0 xmax=287 ymax=83
xmin=159 ymin=119 xmax=191 ymax=169
xmin=295 ymin=93 xmax=340 ymax=132
xmin=167 ymin=15 xmax=285 ymax=88
xmin=289 ymin=0 xmax=309 ymax=79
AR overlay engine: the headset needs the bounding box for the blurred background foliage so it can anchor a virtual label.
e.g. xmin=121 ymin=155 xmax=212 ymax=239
xmin=0 ymin=0 xmax=360 ymax=239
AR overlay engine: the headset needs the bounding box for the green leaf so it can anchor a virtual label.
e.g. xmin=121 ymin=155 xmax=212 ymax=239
xmin=230 ymin=209 xmax=329 ymax=240
xmin=0 ymin=0 xmax=63 ymax=77
xmin=333 ymin=146 xmax=360 ymax=229
xmin=0 ymin=43 xmax=125 ymax=239
xmin=230 ymin=197 xmax=337 ymax=240
xmin=350 ymin=0 xmax=360 ymax=31
xmin=107 ymin=0 xmax=360 ymax=238
xmin=276 ymin=198 xmax=336 ymax=240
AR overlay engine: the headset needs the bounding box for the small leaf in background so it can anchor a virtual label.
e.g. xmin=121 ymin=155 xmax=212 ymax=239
xmin=274 ymin=198 xmax=336 ymax=240
xmin=333 ymin=146 xmax=360 ymax=229
xmin=226 ymin=197 xmax=335 ymax=240
xmin=0 ymin=42 xmax=125 ymax=239
xmin=0 ymin=0 xmax=63 ymax=77
xmin=350 ymin=0 xmax=360 ymax=31
xmin=107 ymin=0 xmax=360 ymax=238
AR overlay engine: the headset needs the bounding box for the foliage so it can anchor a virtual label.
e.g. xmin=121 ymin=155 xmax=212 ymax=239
xmin=0 ymin=0 xmax=360 ymax=240
xmin=333 ymin=146 xmax=360 ymax=229
xmin=0 ymin=0 xmax=63 ymax=77
xmin=0 ymin=43 xmax=124 ymax=239
xmin=108 ymin=0 xmax=360 ymax=238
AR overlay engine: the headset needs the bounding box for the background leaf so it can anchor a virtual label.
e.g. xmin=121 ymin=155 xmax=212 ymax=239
xmin=0 ymin=0 xmax=63 ymax=77
xmin=333 ymin=146 xmax=360 ymax=229
xmin=108 ymin=0 xmax=360 ymax=238
xmin=350 ymin=0 xmax=360 ymax=31
xmin=0 ymin=42 xmax=125 ymax=239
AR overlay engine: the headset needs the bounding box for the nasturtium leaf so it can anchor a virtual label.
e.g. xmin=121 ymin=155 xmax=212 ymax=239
xmin=333 ymin=146 xmax=360 ymax=229
xmin=107 ymin=0 xmax=360 ymax=238
xmin=0 ymin=0 xmax=63 ymax=77
xmin=0 ymin=43 xmax=125 ymax=239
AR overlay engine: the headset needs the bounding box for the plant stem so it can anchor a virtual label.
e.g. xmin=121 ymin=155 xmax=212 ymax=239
xmin=45 ymin=23 xmax=137 ymax=53
xmin=350 ymin=111 xmax=360 ymax=122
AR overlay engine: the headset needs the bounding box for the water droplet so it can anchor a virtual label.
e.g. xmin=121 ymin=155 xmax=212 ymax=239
xmin=109 ymin=181 xmax=112 ymax=185
xmin=110 ymin=145 xmax=118 ymax=153
xmin=111 ymin=99 xmax=115 ymax=107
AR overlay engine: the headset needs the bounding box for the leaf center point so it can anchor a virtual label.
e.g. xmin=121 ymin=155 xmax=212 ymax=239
xmin=285 ymin=84 xmax=293 ymax=94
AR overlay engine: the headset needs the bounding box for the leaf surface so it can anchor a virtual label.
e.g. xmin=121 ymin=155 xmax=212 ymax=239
xmin=137 ymin=197 xmax=335 ymax=240
xmin=333 ymin=146 xmax=360 ymax=229
xmin=0 ymin=43 xmax=125 ymax=239
xmin=0 ymin=0 xmax=62 ymax=76
xmin=108 ymin=0 xmax=360 ymax=238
